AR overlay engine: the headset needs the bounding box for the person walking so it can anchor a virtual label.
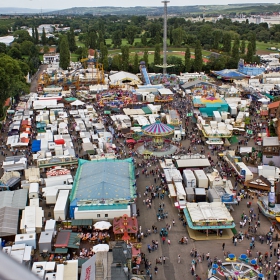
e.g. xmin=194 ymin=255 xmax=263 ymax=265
xmin=222 ymin=243 xmax=225 ymax=251
xmin=168 ymin=239 xmax=171 ymax=245
xmin=163 ymin=256 xmax=166 ymax=264
xmin=154 ymin=266 xmax=158 ymax=275
xmin=178 ymin=254 xmax=181 ymax=263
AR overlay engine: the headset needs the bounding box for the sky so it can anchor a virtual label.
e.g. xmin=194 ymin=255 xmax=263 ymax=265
xmin=2 ymin=0 xmax=280 ymax=10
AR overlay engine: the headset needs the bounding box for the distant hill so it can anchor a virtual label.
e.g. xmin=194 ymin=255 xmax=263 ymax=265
xmin=0 ymin=4 xmax=278 ymax=16
xmin=47 ymin=4 xmax=279 ymax=16
xmin=0 ymin=7 xmax=54 ymax=14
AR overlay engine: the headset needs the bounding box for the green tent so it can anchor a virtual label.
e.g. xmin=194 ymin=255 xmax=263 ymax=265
xmin=229 ymin=136 xmax=239 ymax=144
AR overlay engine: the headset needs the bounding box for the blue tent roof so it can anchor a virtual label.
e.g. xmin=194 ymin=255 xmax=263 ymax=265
xmin=213 ymin=69 xmax=248 ymax=80
xmin=70 ymin=159 xmax=135 ymax=202
xmin=31 ymin=140 xmax=41 ymax=152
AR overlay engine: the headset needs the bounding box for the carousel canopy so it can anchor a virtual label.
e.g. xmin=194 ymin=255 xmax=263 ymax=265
xmin=142 ymin=120 xmax=174 ymax=136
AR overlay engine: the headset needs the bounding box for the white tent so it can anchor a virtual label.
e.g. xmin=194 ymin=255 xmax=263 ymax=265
xmin=71 ymin=100 xmax=85 ymax=106
xmin=92 ymin=244 xmax=109 ymax=253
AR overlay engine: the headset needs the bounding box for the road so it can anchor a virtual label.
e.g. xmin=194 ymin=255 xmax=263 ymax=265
xmin=134 ymin=129 xmax=274 ymax=280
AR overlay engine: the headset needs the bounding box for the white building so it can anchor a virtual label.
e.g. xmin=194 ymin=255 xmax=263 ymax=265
xmin=43 ymin=53 xmax=60 ymax=65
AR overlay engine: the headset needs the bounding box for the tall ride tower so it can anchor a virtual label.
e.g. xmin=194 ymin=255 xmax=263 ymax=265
xmin=162 ymin=1 xmax=169 ymax=74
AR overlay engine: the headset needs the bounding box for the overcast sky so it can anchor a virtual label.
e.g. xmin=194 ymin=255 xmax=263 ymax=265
xmin=2 ymin=0 xmax=280 ymax=10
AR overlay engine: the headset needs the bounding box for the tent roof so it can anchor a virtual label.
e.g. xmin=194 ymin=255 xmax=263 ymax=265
xmin=212 ymin=69 xmax=248 ymax=80
xmin=70 ymin=159 xmax=135 ymax=202
xmin=181 ymin=80 xmax=215 ymax=89
xmin=109 ymin=71 xmax=141 ymax=84
xmin=71 ymin=219 xmax=92 ymax=226
xmin=0 ymin=206 xmax=19 ymax=237
xmin=186 ymin=202 xmax=233 ymax=223
xmin=142 ymin=121 xmax=174 ymax=135
xmin=0 ymin=189 xmax=27 ymax=210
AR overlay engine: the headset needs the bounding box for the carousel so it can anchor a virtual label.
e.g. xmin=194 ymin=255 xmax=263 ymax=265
xmin=137 ymin=120 xmax=178 ymax=157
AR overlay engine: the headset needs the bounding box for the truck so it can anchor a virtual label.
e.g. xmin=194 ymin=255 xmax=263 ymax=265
xmin=193 ymin=170 xmax=209 ymax=189
xmin=185 ymin=187 xmax=195 ymax=202
xmin=228 ymin=104 xmax=237 ymax=117
xmin=43 ymin=175 xmax=73 ymax=188
xmin=182 ymin=169 xmax=196 ymax=188
xmin=213 ymin=111 xmax=221 ymax=123
xmin=29 ymin=183 xmax=39 ymax=199
xmin=195 ymin=188 xmax=206 ymax=202
xmin=54 ymin=190 xmax=69 ymax=221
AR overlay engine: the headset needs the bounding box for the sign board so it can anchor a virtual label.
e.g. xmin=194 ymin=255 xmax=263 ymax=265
xmin=187 ymin=113 xmax=193 ymax=117
xmin=80 ymin=254 xmax=96 ymax=280
xmin=246 ymin=130 xmax=253 ymax=135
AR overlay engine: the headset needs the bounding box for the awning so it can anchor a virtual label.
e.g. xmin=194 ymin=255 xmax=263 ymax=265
xmin=55 ymin=248 xmax=68 ymax=254
xmin=67 ymin=232 xmax=81 ymax=249
xmin=142 ymin=107 xmax=152 ymax=114
xmin=71 ymin=219 xmax=92 ymax=226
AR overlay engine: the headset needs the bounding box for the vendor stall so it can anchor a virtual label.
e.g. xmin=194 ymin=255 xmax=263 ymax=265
xmin=113 ymin=214 xmax=138 ymax=242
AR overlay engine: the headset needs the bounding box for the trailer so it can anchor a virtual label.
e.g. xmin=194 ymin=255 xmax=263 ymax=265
xmin=193 ymin=170 xmax=209 ymax=189
xmin=43 ymin=175 xmax=73 ymax=188
xmin=182 ymin=169 xmax=196 ymax=188
xmin=174 ymin=181 xmax=186 ymax=202
xmin=213 ymin=111 xmax=221 ymax=123
xmin=195 ymin=188 xmax=206 ymax=202
xmin=207 ymin=188 xmax=221 ymax=203
xmin=45 ymin=188 xmax=59 ymax=204
xmin=185 ymin=187 xmax=195 ymax=202
xmin=45 ymin=219 xmax=56 ymax=233
xmin=54 ymin=190 xmax=69 ymax=221
xmin=38 ymin=231 xmax=53 ymax=253
xmin=15 ymin=233 xmax=37 ymax=249
xmin=29 ymin=183 xmax=39 ymax=199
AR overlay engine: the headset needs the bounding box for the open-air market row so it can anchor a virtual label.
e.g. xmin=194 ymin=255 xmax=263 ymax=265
xmin=2 ymin=54 xmax=280 ymax=280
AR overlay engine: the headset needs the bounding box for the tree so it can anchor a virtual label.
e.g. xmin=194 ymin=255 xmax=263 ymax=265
xmin=35 ymin=28 xmax=39 ymax=44
xmin=143 ymin=49 xmax=149 ymax=68
xmin=184 ymin=46 xmax=191 ymax=72
xmin=99 ymin=42 xmax=108 ymax=70
xmin=222 ymin=32 xmax=231 ymax=53
xmin=121 ymin=45 xmax=129 ymax=71
xmin=59 ymin=35 xmax=70 ymax=70
xmin=86 ymin=31 xmax=97 ymax=49
xmin=8 ymin=47 xmax=22 ymax=59
xmin=172 ymin=27 xmax=185 ymax=47
xmin=133 ymin=53 xmax=139 ymax=74
xmin=0 ymin=54 xmax=29 ymax=117
xmin=246 ymin=41 xmax=253 ymax=63
xmin=141 ymin=33 xmax=147 ymax=46
xmin=20 ymin=41 xmax=35 ymax=56
xmin=154 ymin=44 xmax=161 ymax=66
xmin=112 ymin=30 xmax=122 ymax=48
xmin=250 ymin=32 xmax=256 ymax=54
xmin=240 ymin=40 xmax=246 ymax=54
xmin=0 ymin=43 xmax=6 ymax=54
xmin=13 ymin=30 xmax=33 ymax=43
xmin=111 ymin=54 xmax=121 ymax=71
xmin=193 ymin=40 xmax=203 ymax=72
xmin=231 ymin=38 xmax=240 ymax=64
xmin=125 ymin=25 xmax=138 ymax=45
xmin=212 ymin=30 xmax=221 ymax=50
xmin=32 ymin=27 xmax=35 ymax=41
xmin=67 ymin=28 xmax=77 ymax=52
xmin=41 ymin=27 xmax=47 ymax=45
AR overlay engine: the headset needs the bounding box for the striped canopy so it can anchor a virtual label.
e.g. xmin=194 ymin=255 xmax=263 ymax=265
xmin=142 ymin=121 xmax=174 ymax=136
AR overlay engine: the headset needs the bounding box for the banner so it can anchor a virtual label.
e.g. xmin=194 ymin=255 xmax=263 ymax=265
xmin=80 ymin=255 xmax=96 ymax=280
